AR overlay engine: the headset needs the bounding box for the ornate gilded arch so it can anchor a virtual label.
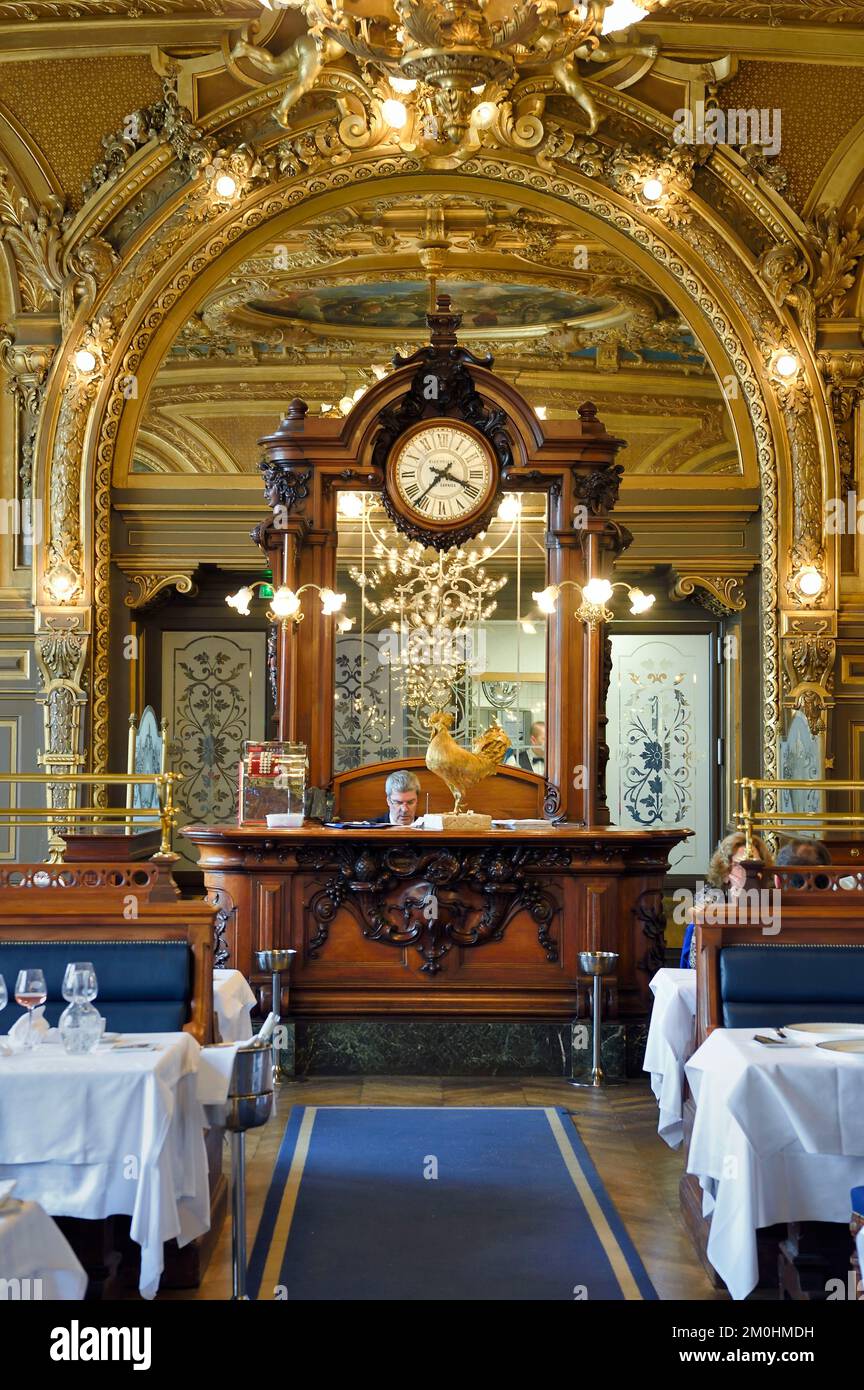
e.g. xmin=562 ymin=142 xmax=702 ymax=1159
xmin=20 ymin=67 xmax=839 ymax=803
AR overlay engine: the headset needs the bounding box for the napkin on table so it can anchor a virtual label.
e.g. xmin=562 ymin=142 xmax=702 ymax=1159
xmin=7 ymin=1006 xmax=58 ymax=1047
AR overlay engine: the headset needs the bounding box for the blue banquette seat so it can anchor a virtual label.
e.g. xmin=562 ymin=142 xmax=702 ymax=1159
xmin=0 ymin=938 xmax=193 ymax=1034
xmin=0 ymin=864 xmax=216 ymax=1043
xmin=717 ymin=943 xmax=864 ymax=1028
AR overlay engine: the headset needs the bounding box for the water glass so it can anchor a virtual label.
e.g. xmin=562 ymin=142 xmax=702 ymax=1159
xmin=62 ymin=962 xmax=98 ymax=1003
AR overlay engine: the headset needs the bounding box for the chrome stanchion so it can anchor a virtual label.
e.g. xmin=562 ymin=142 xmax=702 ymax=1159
xmin=256 ymin=948 xmax=297 ymax=1081
xmin=226 ymin=1038 xmax=273 ymax=1300
xmin=571 ymin=950 xmax=620 ymax=1089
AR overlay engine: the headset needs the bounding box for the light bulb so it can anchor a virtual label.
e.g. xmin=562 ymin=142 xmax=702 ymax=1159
xmin=473 ymin=102 xmax=497 ymax=129
xmin=270 ymin=585 xmax=302 ymax=619
xmin=497 ymin=495 xmax=522 ymax=522
xmin=390 ymin=76 xmax=417 ymax=94
xmin=521 ymin=619 xmax=537 ymax=635
xmin=352 ymin=385 xmax=367 ymax=401
xmin=74 ymin=348 xmax=97 ymax=373
xmin=629 ymin=587 xmax=656 ymax=615
xmin=533 ymin=585 xmax=559 ymax=614
xmin=535 ymin=404 xmax=547 ymax=420
xmin=796 ymin=566 xmax=824 ymax=598
xmin=226 ymin=586 xmax=253 ymax=616
xmin=602 ymin=1 xmax=650 ymax=35
xmin=642 ymin=177 xmax=664 ymax=202
xmin=337 ymin=616 xmax=355 ymax=633
xmin=338 ymin=396 xmax=354 ymax=414
xmin=320 ymin=402 xmax=334 ymax=413
xmin=775 ymin=352 xmax=799 ymax=379
xmin=320 ymin=588 xmax=346 ymax=615
xmin=47 ymin=562 xmax=77 ymax=602
xmin=582 ymin=577 xmax=614 ymax=605
xmin=214 ymin=174 xmax=237 ymax=198
xmin=338 ymin=492 xmax=364 ymax=519
xmin=371 ymin=364 xmax=388 ymax=379
xmin=381 ymin=98 xmax=408 ymax=129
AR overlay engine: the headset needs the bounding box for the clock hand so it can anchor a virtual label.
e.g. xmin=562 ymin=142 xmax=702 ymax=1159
xmin=414 ymin=461 xmax=457 ymax=505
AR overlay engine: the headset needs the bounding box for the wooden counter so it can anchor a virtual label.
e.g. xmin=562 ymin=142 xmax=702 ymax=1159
xmin=183 ymin=823 xmax=689 ymax=1024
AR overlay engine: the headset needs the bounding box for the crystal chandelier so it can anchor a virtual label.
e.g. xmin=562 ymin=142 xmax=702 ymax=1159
xmin=347 ymin=496 xmax=519 ymax=713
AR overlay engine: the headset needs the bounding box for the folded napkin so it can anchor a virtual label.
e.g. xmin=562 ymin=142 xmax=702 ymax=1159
xmin=7 ymin=1006 xmax=56 ymax=1047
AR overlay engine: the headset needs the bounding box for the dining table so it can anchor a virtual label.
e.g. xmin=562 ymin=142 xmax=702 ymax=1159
xmin=685 ymin=1027 xmax=864 ymax=1300
xmin=212 ymin=968 xmax=256 ymax=1044
xmin=643 ymin=967 xmax=697 ymax=1148
xmin=0 ymin=1031 xmax=215 ymax=1299
xmin=0 ymin=1195 xmax=88 ymax=1300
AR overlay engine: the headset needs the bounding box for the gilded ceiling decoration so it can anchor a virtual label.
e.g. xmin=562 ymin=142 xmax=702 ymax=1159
xmin=718 ymin=62 xmax=864 ymax=212
xmin=4 ymin=0 xmax=858 ymax=793
xmin=0 ymin=0 xmax=257 ymax=15
xmin=656 ymin=1 xmax=864 ymax=20
xmin=0 ymin=58 xmax=164 ymax=210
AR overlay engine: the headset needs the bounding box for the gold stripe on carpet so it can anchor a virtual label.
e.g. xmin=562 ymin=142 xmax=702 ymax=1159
xmin=259 ymin=1106 xmax=318 ymax=1299
xmin=544 ymin=1107 xmax=644 ymax=1301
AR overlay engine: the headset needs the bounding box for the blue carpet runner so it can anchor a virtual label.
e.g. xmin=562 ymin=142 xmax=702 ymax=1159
xmin=247 ymin=1106 xmax=657 ymax=1301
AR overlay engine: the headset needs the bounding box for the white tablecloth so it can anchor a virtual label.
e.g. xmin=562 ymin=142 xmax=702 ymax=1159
xmin=213 ymin=969 xmax=255 ymax=1044
xmin=644 ymin=968 xmax=697 ymax=1148
xmin=0 ymin=1199 xmax=87 ymax=1300
xmin=0 ymin=1032 xmax=210 ymax=1299
xmin=686 ymin=1029 xmax=864 ymax=1300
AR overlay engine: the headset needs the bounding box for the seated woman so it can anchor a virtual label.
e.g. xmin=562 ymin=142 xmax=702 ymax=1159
xmin=679 ymin=830 xmax=773 ymax=968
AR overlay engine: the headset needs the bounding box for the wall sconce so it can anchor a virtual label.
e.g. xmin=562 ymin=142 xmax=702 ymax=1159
xmin=44 ymin=561 xmax=81 ymax=604
xmin=73 ymin=348 xmax=97 ymax=374
xmin=641 ymin=177 xmax=664 ymax=203
xmin=532 ymin=578 xmax=656 ymax=628
xmin=790 ymin=565 xmax=825 ymax=601
xmin=226 ymin=580 xmax=347 ymax=627
xmin=774 ymin=351 xmax=799 ymax=380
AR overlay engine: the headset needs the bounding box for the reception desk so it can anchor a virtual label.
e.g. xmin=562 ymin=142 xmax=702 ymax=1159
xmin=183 ymin=823 xmax=688 ymax=1025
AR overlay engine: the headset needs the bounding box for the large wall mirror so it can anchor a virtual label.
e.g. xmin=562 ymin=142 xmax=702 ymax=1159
xmin=333 ymin=490 xmax=547 ymax=773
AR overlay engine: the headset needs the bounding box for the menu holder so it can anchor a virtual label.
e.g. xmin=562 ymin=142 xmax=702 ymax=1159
xmin=238 ymin=741 xmax=308 ymax=826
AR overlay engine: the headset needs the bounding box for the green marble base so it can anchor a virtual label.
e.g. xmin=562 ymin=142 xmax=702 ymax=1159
xmin=273 ymin=1019 xmax=646 ymax=1080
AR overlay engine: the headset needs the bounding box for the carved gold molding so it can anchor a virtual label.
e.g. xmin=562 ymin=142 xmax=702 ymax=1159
xmin=122 ymin=571 xmax=197 ymax=609
xmin=670 ymin=571 xmax=750 ymax=617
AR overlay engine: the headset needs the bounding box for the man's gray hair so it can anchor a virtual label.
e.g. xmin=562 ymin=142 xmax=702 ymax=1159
xmin=386 ymin=769 xmax=421 ymax=797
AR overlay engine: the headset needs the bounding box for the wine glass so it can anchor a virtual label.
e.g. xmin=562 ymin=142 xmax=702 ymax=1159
xmin=14 ymin=969 xmax=47 ymax=1050
xmin=62 ymin=962 xmax=98 ymax=1003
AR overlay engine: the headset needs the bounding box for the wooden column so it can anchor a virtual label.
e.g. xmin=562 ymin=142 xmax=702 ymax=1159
xmin=546 ymin=468 xmax=589 ymax=824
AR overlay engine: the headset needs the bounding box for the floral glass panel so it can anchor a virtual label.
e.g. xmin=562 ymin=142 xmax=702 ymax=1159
xmin=605 ymin=634 xmax=712 ymax=873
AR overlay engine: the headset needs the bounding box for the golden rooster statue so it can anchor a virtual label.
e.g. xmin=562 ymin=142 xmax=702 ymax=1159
xmin=426 ymin=710 xmax=510 ymax=816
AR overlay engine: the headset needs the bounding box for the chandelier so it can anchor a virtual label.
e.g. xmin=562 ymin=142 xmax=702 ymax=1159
xmin=351 ymin=536 xmax=507 ymax=713
xmin=346 ymin=495 xmax=523 ymax=713
xmin=239 ymin=1 xmax=655 ymax=144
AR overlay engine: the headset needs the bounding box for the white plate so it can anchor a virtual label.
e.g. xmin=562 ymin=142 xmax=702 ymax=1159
xmin=817 ymin=1038 xmax=864 ymax=1057
xmin=784 ymin=1022 xmax=864 ymax=1046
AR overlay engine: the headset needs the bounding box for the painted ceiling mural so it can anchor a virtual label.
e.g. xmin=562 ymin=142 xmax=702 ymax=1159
xmin=138 ymin=192 xmax=737 ymax=478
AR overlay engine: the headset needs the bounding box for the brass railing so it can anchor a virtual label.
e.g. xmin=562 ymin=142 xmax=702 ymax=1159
xmin=736 ymin=777 xmax=864 ymax=856
xmin=0 ymin=771 xmax=182 ymax=862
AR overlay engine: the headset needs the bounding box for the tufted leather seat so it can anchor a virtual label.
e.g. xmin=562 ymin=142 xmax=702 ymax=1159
xmin=719 ymin=943 xmax=864 ymax=1029
xmin=0 ymin=939 xmax=192 ymax=1034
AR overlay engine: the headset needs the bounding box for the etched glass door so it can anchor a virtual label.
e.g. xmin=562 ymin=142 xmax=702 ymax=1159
xmin=605 ymin=633 xmax=713 ymax=874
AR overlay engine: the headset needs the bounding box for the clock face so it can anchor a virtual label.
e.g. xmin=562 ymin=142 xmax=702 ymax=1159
xmin=392 ymin=423 xmax=495 ymax=527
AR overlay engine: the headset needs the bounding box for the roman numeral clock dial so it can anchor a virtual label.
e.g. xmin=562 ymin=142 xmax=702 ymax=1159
xmin=388 ymin=423 xmax=498 ymax=545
